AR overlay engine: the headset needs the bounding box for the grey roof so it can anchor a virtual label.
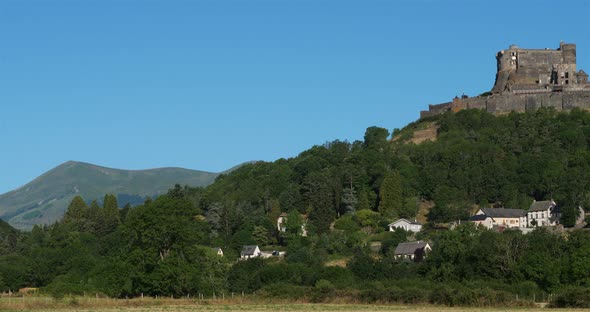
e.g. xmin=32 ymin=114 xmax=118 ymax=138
xmin=481 ymin=208 xmax=526 ymax=218
xmin=529 ymin=201 xmax=555 ymax=212
xmin=469 ymin=214 xmax=490 ymax=221
xmin=241 ymin=245 xmax=259 ymax=256
xmin=394 ymin=241 xmax=429 ymax=255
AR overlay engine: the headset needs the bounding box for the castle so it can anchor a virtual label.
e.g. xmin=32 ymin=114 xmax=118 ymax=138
xmin=420 ymin=42 xmax=590 ymax=118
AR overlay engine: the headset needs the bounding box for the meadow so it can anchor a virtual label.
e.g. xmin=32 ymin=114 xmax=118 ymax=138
xmin=0 ymin=296 xmax=586 ymax=312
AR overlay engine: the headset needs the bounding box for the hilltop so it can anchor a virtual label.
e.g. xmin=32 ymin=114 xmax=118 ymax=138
xmin=0 ymin=161 xmax=224 ymax=229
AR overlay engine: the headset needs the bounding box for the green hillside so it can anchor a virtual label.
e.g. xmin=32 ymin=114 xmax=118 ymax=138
xmin=1 ymin=109 xmax=590 ymax=308
xmin=0 ymin=161 xmax=220 ymax=229
xmin=200 ymin=107 xmax=590 ymax=230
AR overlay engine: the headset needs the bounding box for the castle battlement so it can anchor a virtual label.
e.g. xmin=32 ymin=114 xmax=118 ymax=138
xmin=421 ymin=42 xmax=590 ymax=119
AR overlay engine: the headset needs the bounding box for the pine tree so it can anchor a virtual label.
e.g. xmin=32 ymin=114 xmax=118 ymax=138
xmin=357 ymin=191 xmax=370 ymax=211
xmin=63 ymin=195 xmax=90 ymax=231
xmin=341 ymin=182 xmax=358 ymax=214
xmin=101 ymin=194 xmax=120 ymax=235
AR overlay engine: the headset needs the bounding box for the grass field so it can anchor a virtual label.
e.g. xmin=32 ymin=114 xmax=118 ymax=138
xmin=1 ymin=297 xmax=589 ymax=312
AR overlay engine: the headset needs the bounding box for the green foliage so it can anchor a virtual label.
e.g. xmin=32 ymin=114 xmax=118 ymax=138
xmin=304 ymin=172 xmax=336 ymax=234
xmin=378 ymin=171 xmax=403 ymax=219
xmin=551 ymin=286 xmax=590 ymax=308
xmin=0 ymin=161 xmax=220 ymax=230
xmin=6 ymin=109 xmax=590 ymax=304
xmin=380 ymin=229 xmax=408 ymax=255
xmin=63 ymin=196 xmax=90 ymax=231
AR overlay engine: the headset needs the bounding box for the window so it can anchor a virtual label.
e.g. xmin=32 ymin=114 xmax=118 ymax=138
xmin=565 ymin=72 xmax=569 ymax=78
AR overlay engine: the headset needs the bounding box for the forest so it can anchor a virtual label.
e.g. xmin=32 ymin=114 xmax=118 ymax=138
xmin=1 ymin=108 xmax=590 ymax=307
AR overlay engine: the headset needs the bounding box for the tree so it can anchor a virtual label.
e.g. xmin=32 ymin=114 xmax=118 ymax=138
xmin=401 ymin=197 xmax=419 ymax=219
xmin=101 ymin=194 xmax=120 ymax=235
xmin=304 ymin=173 xmax=336 ymax=234
xmin=124 ymin=195 xmax=207 ymax=261
xmin=341 ymin=184 xmax=358 ymax=214
xmin=357 ymin=191 xmax=370 ymax=211
xmin=63 ymin=196 xmax=90 ymax=232
xmin=252 ymin=226 xmax=271 ymax=246
xmin=378 ymin=171 xmax=403 ymax=219
xmin=363 ymin=127 xmax=390 ymax=150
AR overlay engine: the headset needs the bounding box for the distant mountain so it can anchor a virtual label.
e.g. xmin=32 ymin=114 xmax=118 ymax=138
xmin=0 ymin=161 xmax=226 ymax=230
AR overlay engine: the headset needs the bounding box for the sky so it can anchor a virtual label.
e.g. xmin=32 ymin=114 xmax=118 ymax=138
xmin=0 ymin=0 xmax=589 ymax=194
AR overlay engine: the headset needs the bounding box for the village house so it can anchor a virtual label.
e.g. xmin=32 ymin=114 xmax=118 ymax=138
xmin=527 ymin=200 xmax=560 ymax=227
xmin=240 ymin=245 xmax=261 ymax=260
xmin=388 ymin=218 xmax=422 ymax=233
xmin=277 ymin=213 xmax=288 ymax=232
xmin=394 ymin=241 xmax=431 ymax=262
xmin=210 ymin=247 xmax=223 ymax=257
xmin=470 ymin=208 xmax=527 ymax=229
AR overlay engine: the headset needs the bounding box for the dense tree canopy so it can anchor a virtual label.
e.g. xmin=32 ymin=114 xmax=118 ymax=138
xmin=1 ymin=108 xmax=590 ymax=307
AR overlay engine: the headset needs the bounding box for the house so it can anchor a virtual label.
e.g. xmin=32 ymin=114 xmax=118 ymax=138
xmin=527 ymin=200 xmax=560 ymax=227
xmin=240 ymin=245 xmax=261 ymax=260
xmin=277 ymin=212 xmax=288 ymax=232
xmin=394 ymin=241 xmax=431 ymax=262
xmin=388 ymin=218 xmax=422 ymax=233
xmin=210 ymin=247 xmax=224 ymax=257
xmin=470 ymin=208 xmax=527 ymax=229
xmin=276 ymin=213 xmax=308 ymax=236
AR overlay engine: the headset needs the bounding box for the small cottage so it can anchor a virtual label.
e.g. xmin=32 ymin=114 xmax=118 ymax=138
xmin=240 ymin=245 xmax=261 ymax=260
xmin=388 ymin=218 xmax=422 ymax=233
xmin=394 ymin=241 xmax=431 ymax=262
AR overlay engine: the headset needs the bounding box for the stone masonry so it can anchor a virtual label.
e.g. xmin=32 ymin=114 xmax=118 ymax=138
xmin=420 ymin=42 xmax=590 ymax=119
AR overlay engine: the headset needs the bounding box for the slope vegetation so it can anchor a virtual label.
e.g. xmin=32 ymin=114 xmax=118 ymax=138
xmin=0 ymin=161 xmax=219 ymax=229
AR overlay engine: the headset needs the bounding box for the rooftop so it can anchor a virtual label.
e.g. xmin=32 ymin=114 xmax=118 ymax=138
xmin=481 ymin=208 xmax=526 ymax=218
xmin=394 ymin=241 xmax=429 ymax=255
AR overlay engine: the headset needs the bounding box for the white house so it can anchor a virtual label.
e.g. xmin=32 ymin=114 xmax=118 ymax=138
xmin=470 ymin=208 xmax=527 ymax=229
xmin=394 ymin=241 xmax=431 ymax=262
xmin=240 ymin=245 xmax=261 ymax=260
xmin=277 ymin=213 xmax=288 ymax=232
xmin=388 ymin=218 xmax=422 ymax=233
xmin=527 ymin=200 xmax=560 ymax=227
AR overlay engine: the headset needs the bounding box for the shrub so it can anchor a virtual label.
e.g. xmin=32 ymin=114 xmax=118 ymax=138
xmin=257 ymin=283 xmax=310 ymax=300
xmin=310 ymin=279 xmax=335 ymax=302
xmin=550 ymin=286 xmax=590 ymax=308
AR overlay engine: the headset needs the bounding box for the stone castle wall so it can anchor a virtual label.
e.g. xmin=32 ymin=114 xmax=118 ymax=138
xmin=420 ymin=90 xmax=590 ymax=119
xmin=420 ymin=42 xmax=590 ymax=119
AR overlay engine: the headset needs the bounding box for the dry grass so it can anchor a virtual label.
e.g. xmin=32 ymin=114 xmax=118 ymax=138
xmin=1 ymin=296 xmax=588 ymax=312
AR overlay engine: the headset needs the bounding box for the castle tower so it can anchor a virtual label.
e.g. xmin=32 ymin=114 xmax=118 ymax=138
xmin=492 ymin=42 xmax=583 ymax=94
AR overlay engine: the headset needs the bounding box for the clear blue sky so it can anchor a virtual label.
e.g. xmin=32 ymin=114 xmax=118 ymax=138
xmin=1 ymin=0 xmax=589 ymax=193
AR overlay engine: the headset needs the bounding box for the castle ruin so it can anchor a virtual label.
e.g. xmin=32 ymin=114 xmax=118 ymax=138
xmin=420 ymin=42 xmax=590 ymax=118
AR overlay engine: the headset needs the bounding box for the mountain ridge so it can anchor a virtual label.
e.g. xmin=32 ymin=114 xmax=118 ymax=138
xmin=0 ymin=160 xmax=237 ymax=230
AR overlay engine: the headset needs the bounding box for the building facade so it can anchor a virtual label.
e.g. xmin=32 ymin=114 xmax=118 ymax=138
xmin=388 ymin=218 xmax=423 ymax=233
xmin=527 ymin=200 xmax=560 ymax=227
xmin=421 ymin=42 xmax=590 ymax=119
